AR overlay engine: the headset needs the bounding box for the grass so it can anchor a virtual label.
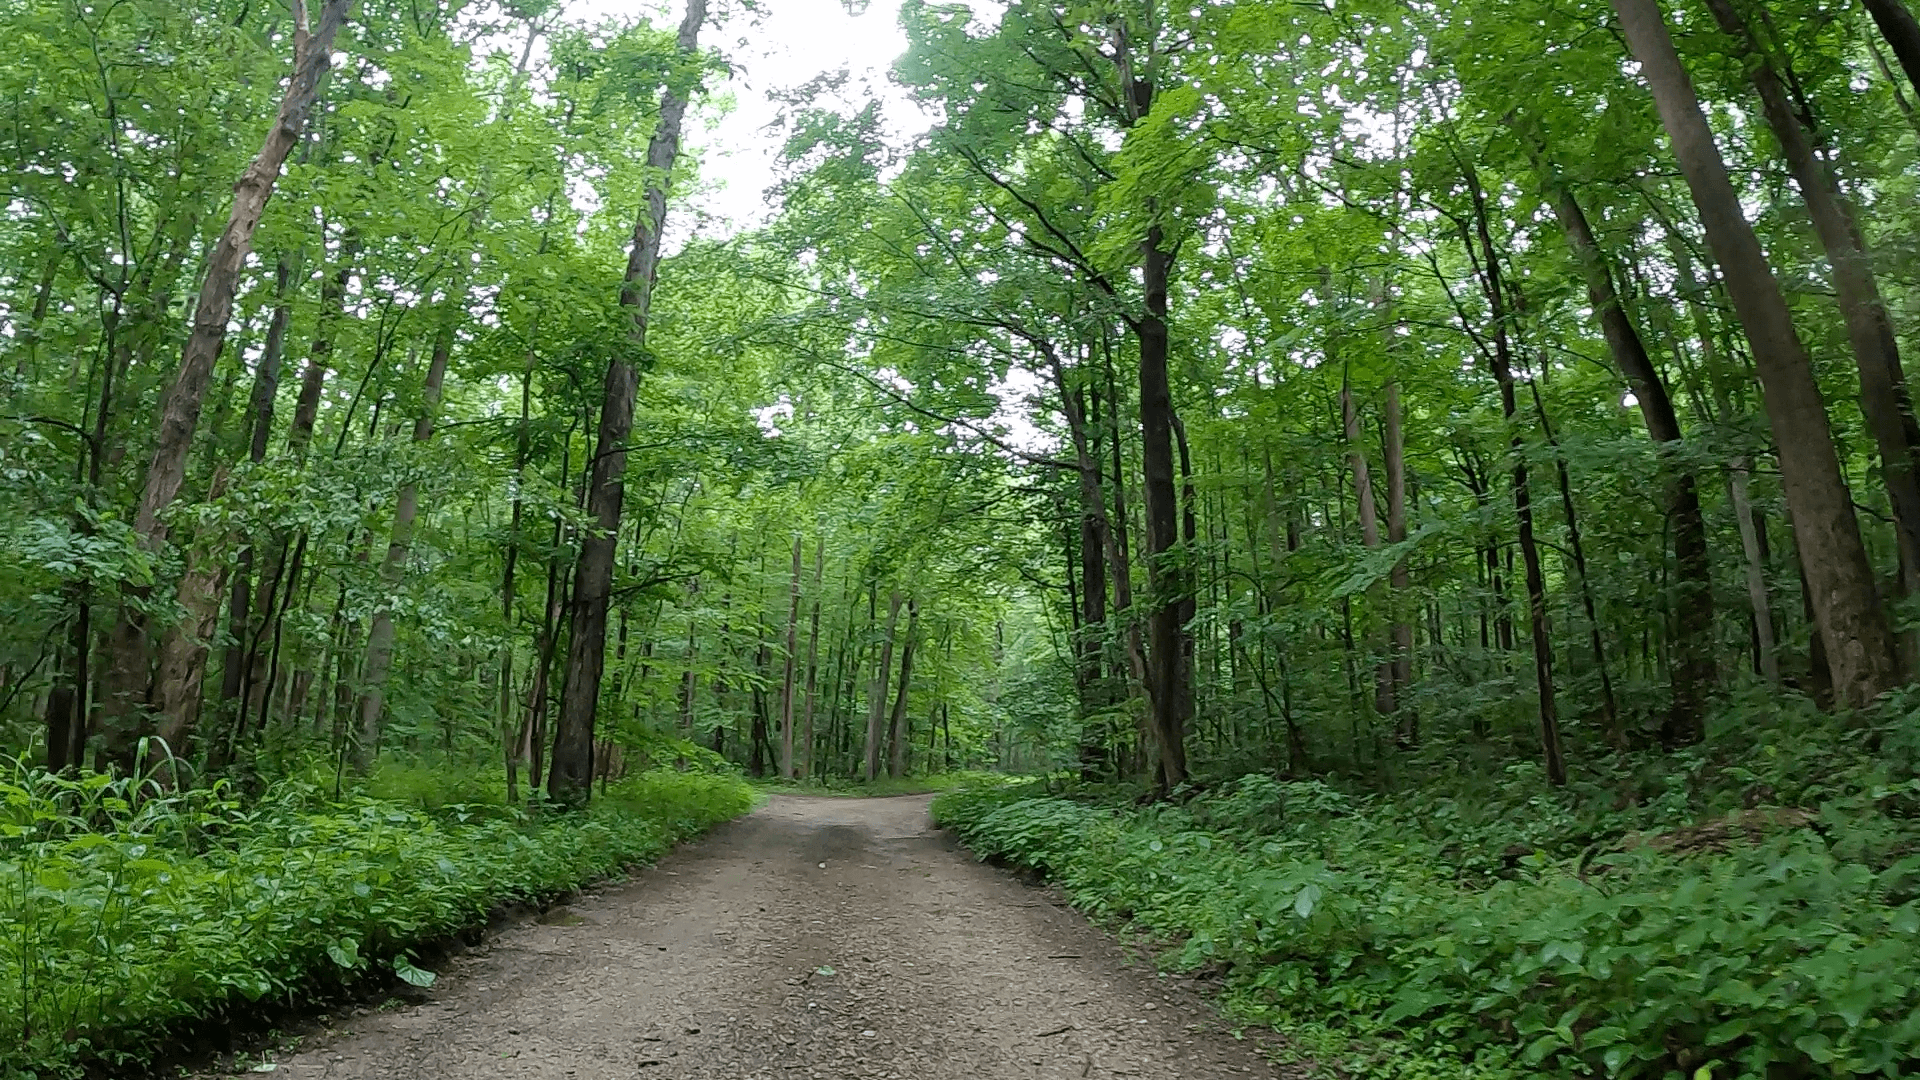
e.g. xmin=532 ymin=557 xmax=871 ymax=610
xmin=0 ymin=758 xmax=754 ymax=1079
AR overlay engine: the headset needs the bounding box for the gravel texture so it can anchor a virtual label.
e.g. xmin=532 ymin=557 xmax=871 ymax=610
xmin=253 ymin=793 xmax=1283 ymax=1079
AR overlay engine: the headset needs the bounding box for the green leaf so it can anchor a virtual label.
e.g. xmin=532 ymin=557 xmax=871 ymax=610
xmin=394 ymin=957 xmax=437 ymax=987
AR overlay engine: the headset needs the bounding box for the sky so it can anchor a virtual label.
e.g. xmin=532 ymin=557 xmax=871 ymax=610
xmin=577 ymin=0 xmax=928 ymax=235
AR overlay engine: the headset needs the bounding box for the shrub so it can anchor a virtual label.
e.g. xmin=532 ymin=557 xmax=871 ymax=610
xmin=0 ymin=762 xmax=753 ymax=1077
xmin=932 ymin=705 xmax=1920 ymax=1079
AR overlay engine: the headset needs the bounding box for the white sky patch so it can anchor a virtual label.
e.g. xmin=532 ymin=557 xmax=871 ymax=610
xmin=987 ymin=365 xmax=1055 ymax=456
xmin=557 ymin=0 xmax=926 ymax=235
xmin=753 ymin=396 xmax=794 ymax=436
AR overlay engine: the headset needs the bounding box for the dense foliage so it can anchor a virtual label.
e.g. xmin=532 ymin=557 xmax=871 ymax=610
xmin=1 ymin=759 xmax=752 ymax=1076
xmin=934 ymin=696 xmax=1920 ymax=1078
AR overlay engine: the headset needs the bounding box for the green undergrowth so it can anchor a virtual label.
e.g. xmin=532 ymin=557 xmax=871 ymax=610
xmin=0 ymin=759 xmax=754 ymax=1078
xmin=932 ymin=692 xmax=1920 ymax=1080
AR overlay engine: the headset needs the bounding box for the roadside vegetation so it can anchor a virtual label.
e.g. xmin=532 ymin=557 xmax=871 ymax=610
xmin=1 ymin=756 xmax=752 ymax=1077
xmin=936 ymin=695 xmax=1920 ymax=1079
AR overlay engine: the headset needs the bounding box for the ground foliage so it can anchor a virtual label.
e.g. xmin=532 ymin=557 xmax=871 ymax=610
xmin=934 ymin=694 xmax=1920 ymax=1079
xmin=0 ymin=757 xmax=754 ymax=1078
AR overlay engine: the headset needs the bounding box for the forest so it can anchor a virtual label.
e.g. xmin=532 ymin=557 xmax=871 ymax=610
xmin=3 ymin=0 xmax=1920 ymax=1074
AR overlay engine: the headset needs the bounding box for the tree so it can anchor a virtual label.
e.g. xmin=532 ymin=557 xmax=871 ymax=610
xmin=1611 ymin=0 xmax=1900 ymax=710
xmin=550 ymin=0 xmax=708 ymax=805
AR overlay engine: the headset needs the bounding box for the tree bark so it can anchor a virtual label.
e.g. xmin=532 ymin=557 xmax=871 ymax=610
xmin=217 ymin=253 xmax=297 ymax=736
xmin=1341 ymin=378 xmax=1395 ymax=720
xmin=865 ymin=589 xmax=902 ymax=781
xmin=1862 ymin=0 xmax=1920 ymax=101
xmin=800 ymin=540 xmax=824 ymax=779
xmin=1465 ymin=166 xmax=1565 ymax=785
xmin=1543 ymin=177 xmax=1709 ymax=740
xmin=1532 ymin=382 xmax=1623 ymax=740
xmin=1705 ymin=0 xmax=1920 ymax=617
xmin=98 ymin=0 xmax=351 ymax=763
xmin=1138 ymin=226 xmax=1189 ymax=792
xmin=1675 ymin=242 xmax=1782 ymax=685
xmin=779 ymin=535 xmax=803 ymax=780
xmin=887 ymin=597 xmax=918 ymax=778
xmin=128 ymin=0 xmax=348 ymax=545
xmin=549 ymin=0 xmax=706 ymax=805
xmin=1384 ymin=380 xmax=1414 ymax=740
xmin=1613 ymin=0 xmax=1899 ymax=709
xmin=353 ymin=319 xmax=452 ymax=768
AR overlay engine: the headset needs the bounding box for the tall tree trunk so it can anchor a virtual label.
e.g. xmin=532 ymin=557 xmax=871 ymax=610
xmin=1465 ymin=166 xmax=1566 ymax=785
xmin=217 ymin=253 xmax=297 ymax=739
xmin=1613 ymin=0 xmax=1900 ymax=708
xmin=98 ymin=0 xmax=351 ymax=764
xmin=779 ymin=535 xmax=802 ymax=779
xmin=800 ymin=541 xmax=824 ymax=779
xmin=353 ymin=318 xmax=453 ymax=769
xmin=502 ymin=345 xmax=533 ymax=801
xmin=887 ymin=597 xmax=918 ymax=778
xmin=1532 ymin=382 xmax=1624 ymax=741
xmin=1675 ymin=243 xmax=1782 ymax=685
xmin=1383 ymin=380 xmax=1415 ymax=741
xmin=864 ymin=589 xmax=902 ymax=782
xmin=44 ymin=604 xmax=90 ymax=772
xmin=150 ymin=473 xmax=232 ymax=776
xmin=1043 ymin=342 xmax=1124 ymax=772
xmin=1542 ymin=176 xmax=1710 ymax=740
xmin=1173 ymin=415 xmax=1200 ymax=749
xmin=549 ymin=0 xmax=706 ymax=805
xmin=1341 ymin=377 xmax=1395 ymax=719
xmin=1705 ymin=0 xmax=1920 ymax=621
xmin=1138 ymin=227 xmax=1189 ymax=793
xmin=1861 ymin=0 xmax=1920 ymax=101
xmin=749 ymin=604 xmax=772 ymax=778
xmin=679 ymin=579 xmax=699 ymax=741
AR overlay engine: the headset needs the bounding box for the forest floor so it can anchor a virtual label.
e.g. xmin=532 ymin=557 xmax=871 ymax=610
xmin=225 ymin=794 xmax=1290 ymax=1080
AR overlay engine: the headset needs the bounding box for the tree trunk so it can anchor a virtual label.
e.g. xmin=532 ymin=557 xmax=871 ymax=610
xmin=217 ymin=253 xmax=297 ymax=736
xmin=1613 ymin=0 xmax=1899 ymax=709
xmin=502 ymin=344 xmax=533 ymax=801
xmin=1138 ymin=226 xmax=1189 ymax=792
xmin=1532 ymin=382 xmax=1623 ymax=740
xmin=1466 ymin=166 xmax=1565 ymax=785
xmin=801 ymin=541 xmax=824 ymax=779
xmin=44 ymin=603 xmax=90 ymax=772
xmin=99 ymin=0 xmax=351 ymax=763
xmin=779 ymin=535 xmax=802 ymax=779
xmin=1341 ymin=378 xmax=1394 ymax=719
xmin=864 ymin=589 xmax=902 ymax=782
xmin=887 ymin=597 xmax=918 ymax=778
xmin=1543 ymin=177 xmax=1709 ymax=740
xmin=1677 ymin=243 xmax=1782 ymax=685
xmin=150 ymin=474 xmax=232 ymax=776
xmin=1383 ymin=380 xmax=1415 ymax=741
xmin=127 ymin=0 xmax=347 ymax=546
xmin=549 ymin=0 xmax=706 ymax=805
xmin=1705 ymin=0 xmax=1920 ymax=619
xmin=1862 ymin=0 xmax=1920 ymax=101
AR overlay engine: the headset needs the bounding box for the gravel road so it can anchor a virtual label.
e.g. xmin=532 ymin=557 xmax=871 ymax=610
xmin=255 ymin=793 xmax=1282 ymax=1079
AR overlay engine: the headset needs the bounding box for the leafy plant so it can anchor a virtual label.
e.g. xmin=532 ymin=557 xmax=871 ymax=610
xmin=0 ymin=762 xmax=752 ymax=1077
xmin=933 ymin=702 xmax=1920 ymax=1079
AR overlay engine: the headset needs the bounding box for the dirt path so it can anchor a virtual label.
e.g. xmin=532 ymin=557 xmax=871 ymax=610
xmin=256 ymin=794 xmax=1281 ymax=1079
